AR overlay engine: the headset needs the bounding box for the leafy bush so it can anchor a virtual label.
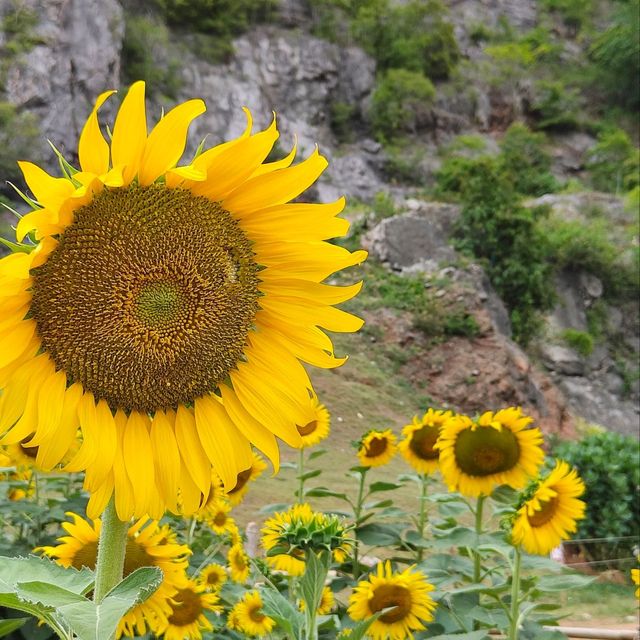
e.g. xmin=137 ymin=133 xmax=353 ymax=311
xmin=541 ymin=0 xmax=595 ymax=33
xmin=589 ymin=0 xmax=640 ymax=109
xmin=351 ymin=0 xmax=460 ymax=80
xmin=561 ymin=329 xmax=594 ymax=357
xmin=435 ymin=155 xmax=554 ymax=344
xmin=370 ymin=69 xmax=435 ymax=142
xmin=382 ymin=142 xmax=427 ymax=185
xmin=553 ymin=431 xmax=640 ymax=561
xmin=1 ymin=1 xmax=42 ymax=58
xmin=586 ymin=128 xmax=639 ymax=194
xmin=498 ymin=123 xmax=559 ymax=196
xmin=0 ymin=102 xmax=41 ymax=191
xmin=528 ymin=79 xmax=583 ymax=131
xmin=121 ymin=15 xmax=183 ymax=97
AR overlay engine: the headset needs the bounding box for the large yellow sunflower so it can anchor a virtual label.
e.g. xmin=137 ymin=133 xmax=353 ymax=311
xmin=225 ymin=450 xmax=267 ymax=507
xmin=159 ymin=580 xmax=220 ymax=640
xmin=347 ymin=561 xmax=437 ymax=640
xmin=511 ymin=460 xmax=586 ymax=555
xmin=296 ymin=394 xmax=331 ymax=448
xmin=436 ymin=408 xmax=545 ymax=497
xmin=0 ymin=81 xmax=366 ymax=521
xmin=357 ymin=429 xmax=398 ymax=467
xmin=398 ymin=408 xmax=453 ymax=474
xmin=38 ymin=513 xmax=190 ymax=637
xmin=228 ymin=590 xmax=275 ymax=637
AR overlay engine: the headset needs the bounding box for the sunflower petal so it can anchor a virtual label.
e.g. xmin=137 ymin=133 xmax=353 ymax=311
xmin=123 ymin=411 xmax=154 ymax=517
xmin=150 ymin=410 xmax=181 ymax=514
xmin=174 ymin=405 xmax=211 ymax=497
xmin=78 ymin=90 xmax=116 ymax=176
xmin=111 ymin=81 xmax=147 ymax=185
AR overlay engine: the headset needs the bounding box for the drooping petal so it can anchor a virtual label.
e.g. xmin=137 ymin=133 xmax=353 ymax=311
xmin=123 ymin=411 xmax=155 ymax=517
xmin=78 ymin=90 xmax=116 ymax=176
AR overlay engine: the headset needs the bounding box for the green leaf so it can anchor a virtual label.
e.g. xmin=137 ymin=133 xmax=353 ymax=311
xmin=299 ymin=551 xmax=331 ymax=626
xmin=299 ymin=469 xmax=322 ymax=481
xmin=0 ymin=618 xmax=29 ymax=637
xmin=57 ymin=567 xmax=162 ymax=640
xmin=427 ymin=631 xmax=491 ymax=639
xmin=403 ymin=530 xmax=431 ymax=548
xmin=0 ymin=555 xmax=94 ymax=595
xmin=260 ymin=587 xmax=305 ymax=640
xmin=535 ymin=573 xmax=595 ymax=592
xmin=356 ymin=523 xmax=403 ymax=546
xmin=308 ymin=449 xmax=327 ymax=460
xmin=363 ymin=499 xmax=393 ymax=510
xmin=16 ymin=582 xmax=88 ymax=608
xmin=490 ymin=484 xmax=518 ymax=504
xmin=342 ymin=610 xmax=386 ymax=640
xmin=368 ymin=481 xmax=404 ymax=493
xmin=304 ymin=487 xmax=350 ymax=502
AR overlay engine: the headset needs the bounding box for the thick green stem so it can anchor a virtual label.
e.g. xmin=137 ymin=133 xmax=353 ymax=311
xmin=508 ymin=547 xmax=522 ymax=640
xmin=416 ymin=474 xmax=429 ymax=562
xmin=352 ymin=468 xmax=368 ymax=581
xmin=298 ymin=447 xmax=305 ymax=502
xmin=93 ymin=497 xmax=128 ymax=604
xmin=473 ymin=495 xmax=486 ymax=584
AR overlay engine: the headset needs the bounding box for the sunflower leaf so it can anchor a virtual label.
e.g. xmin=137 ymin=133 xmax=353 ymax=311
xmin=0 ymin=555 xmax=94 ymax=595
xmin=299 ymin=550 xmax=331 ymax=625
xmin=0 ymin=617 xmax=29 ymax=637
xmin=260 ymin=587 xmax=305 ymax=640
xmin=342 ymin=609 xmax=387 ymax=640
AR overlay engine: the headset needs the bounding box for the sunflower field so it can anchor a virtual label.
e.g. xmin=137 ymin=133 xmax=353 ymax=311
xmin=0 ymin=83 xmax=637 ymax=640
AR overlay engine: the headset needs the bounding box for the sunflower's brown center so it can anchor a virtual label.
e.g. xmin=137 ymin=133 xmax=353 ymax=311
xmin=454 ymin=426 xmax=520 ymax=476
xmin=168 ymin=588 xmax=203 ymax=626
xmin=213 ymin=511 xmax=228 ymax=527
xmin=248 ymin=602 xmax=266 ymax=623
xmin=70 ymin=541 xmax=99 ymax=571
xmin=297 ymin=420 xmax=318 ymax=436
xmin=206 ymin=569 xmax=223 ymax=586
xmin=233 ymin=551 xmax=247 ymax=571
xmin=31 ymin=185 xmax=260 ymax=413
xmin=369 ymin=584 xmax=412 ymax=623
xmin=365 ymin=437 xmax=388 ymax=458
xmin=527 ymin=496 xmax=559 ymax=527
xmin=228 ymin=466 xmax=253 ymax=495
xmin=409 ymin=425 xmax=440 ymax=461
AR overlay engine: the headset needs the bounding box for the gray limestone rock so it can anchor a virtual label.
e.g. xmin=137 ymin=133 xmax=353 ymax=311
xmin=540 ymin=344 xmax=585 ymax=376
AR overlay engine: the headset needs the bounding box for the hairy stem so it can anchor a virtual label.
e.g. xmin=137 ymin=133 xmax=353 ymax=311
xmin=416 ymin=474 xmax=429 ymax=562
xmin=473 ymin=495 xmax=486 ymax=584
xmin=508 ymin=547 xmax=522 ymax=640
xmin=298 ymin=447 xmax=305 ymax=502
xmin=352 ymin=468 xmax=368 ymax=581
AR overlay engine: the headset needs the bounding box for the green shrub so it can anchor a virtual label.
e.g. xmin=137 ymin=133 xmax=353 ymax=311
xmin=561 ymin=329 xmax=594 ymax=357
xmin=371 ymin=191 xmax=396 ymax=220
xmin=436 ymin=155 xmax=554 ymax=345
xmin=1 ymin=1 xmax=41 ymax=58
xmin=589 ymin=0 xmax=640 ymax=110
xmin=329 ymin=101 xmax=357 ymax=144
xmin=370 ymin=69 xmax=435 ymax=142
xmin=586 ymin=128 xmax=639 ymax=194
xmin=351 ymin=0 xmax=459 ymax=80
xmin=553 ymin=431 xmax=640 ymax=561
xmin=382 ymin=142 xmax=427 ymax=185
xmin=528 ymin=79 xmax=583 ymax=131
xmin=121 ymin=15 xmax=182 ymax=98
xmin=0 ymin=102 xmax=41 ymax=190
xmin=443 ymin=311 xmax=480 ymax=338
xmin=498 ymin=123 xmax=559 ymax=196
xmin=541 ymin=0 xmax=594 ymax=33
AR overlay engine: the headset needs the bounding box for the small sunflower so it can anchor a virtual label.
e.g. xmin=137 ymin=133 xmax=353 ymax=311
xmin=436 ymin=408 xmax=545 ymax=497
xmin=300 ymin=585 xmax=335 ymax=615
xmin=296 ymin=394 xmax=331 ymax=448
xmin=198 ymin=563 xmax=227 ymax=592
xmin=160 ymin=580 xmax=220 ymax=640
xmin=262 ymin=503 xmax=315 ymax=573
xmin=631 ymin=564 xmax=639 ymax=599
xmin=398 ymin=408 xmax=453 ymax=474
xmin=3 ymin=440 xmax=44 ymax=470
xmin=348 ymin=561 xmax=437 ymax=640
xmin=0 ymin=81 xmax=365 ymax=521
xmin=511 ymin=460 xmax=586 ymax=555
xmin=202 ymin=499 xmax=238 ymax=537
xmin=357 ymin=429 xmax=397 ymax=467
xmin=228 ymin=543 xmax=251 ymax=583
xmin=228 ymin=590 xmax=275 ymax=637
xmin=38 ymin=513 xmax=190 ymax=637
xmin=225 ymin=450 xmax=267 ymax=507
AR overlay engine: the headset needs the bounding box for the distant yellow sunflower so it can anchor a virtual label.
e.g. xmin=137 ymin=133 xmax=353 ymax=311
xmin=632 ymin=565 xmax=639 ymax=598
xmin=4 ymin=440 xmax=43 ymax=470
xmin=202 ymin=499 xmax=238 ymax=537
xmin=228 ymin=543 xmax=250 ymax=583
xmin=0 ymin=81 xmax=366 ymax=521
xmin=296 ymin=395 xmax=331 ymax=448
xmin=348 ymin=561 xmax=437 ymax=640
xmin=262 ymin=503 xmax=311 ymax=575
xmin=38 ymin=513 xmax=189 ymax=637
xmin=398 ymin=408 xmax=453 ymax=474
xmin=357 ymin=429 xmax=397 ymax=467
xmin=160 ymin=580 xmax=220 ymax=640
xmin=229 ymin=590 xmax=275 ymax=637
xmin=225 ymin=451 xmax=267 ymax=507
xmin=436 ymin=408 xmax=544 ymax=497
xmin=512 ymin=460 xmax=586 ymax=555
xmin=198 ymin=563 xmax=227 ymax=592
xmin=300 ymin=585 xmax=335 ymax=615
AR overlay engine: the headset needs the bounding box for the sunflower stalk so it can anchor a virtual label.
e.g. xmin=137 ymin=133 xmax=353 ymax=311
xmin=297 ymin=447 xmax=306 ymax=502
xmin=416 ymin=473 xmax=430 ymax=562
xmin=473 ymin=495 xmax=486 ymax=584
xmin=352 ymin=467 xmax=368 ymax=581
xmin=508 ymin=546 xmax=523 ymax=640
xmin=93 ymin=497 xmax=128 ymax=605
